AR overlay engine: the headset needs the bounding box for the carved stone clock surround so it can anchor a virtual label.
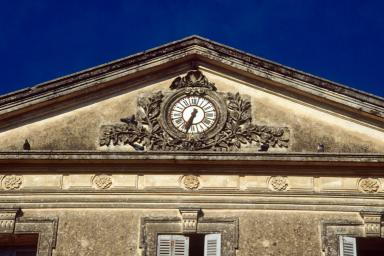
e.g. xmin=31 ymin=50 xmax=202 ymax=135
xmin=100 ymin=70 xmax=289 ymax=151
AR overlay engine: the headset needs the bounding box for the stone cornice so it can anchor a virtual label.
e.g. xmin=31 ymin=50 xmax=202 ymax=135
xmin=2 ymin=194 xmax=384 ymax=212
xmin=0 ymin=36 xmax=383 ymax=123
xmin=0 ymin=151 xmax=383 ymax=166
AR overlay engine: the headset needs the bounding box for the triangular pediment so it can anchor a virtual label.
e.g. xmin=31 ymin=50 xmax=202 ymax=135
xmin=0 ymin=36 xmax=383 ymax=154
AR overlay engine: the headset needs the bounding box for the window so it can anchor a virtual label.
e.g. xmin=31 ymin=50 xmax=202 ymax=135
xmin=340 ymin=236 xmax=384 ymax=256
xmin=157 ymin=234 xmax=221 ymax=256
xmin=139 ymin=210 xmax=238 ymax=255
xmin=0 ymin=234 xmax=38 ymax=256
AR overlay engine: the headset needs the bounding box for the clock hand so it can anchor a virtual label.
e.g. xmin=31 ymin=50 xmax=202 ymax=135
xmin=185 ymin=108 xmax=198 ymax=132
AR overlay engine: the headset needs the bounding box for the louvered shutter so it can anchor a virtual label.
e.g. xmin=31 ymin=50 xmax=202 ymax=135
xmin=204 ymin=233 xmax=221 ymax=256
xmin=339 ymin=236 xmax=357 ymax=256
xmin=157 ymin=235 xmax=189 ymax=256
xmin=172 ymin=235 xmax=189 ymax=256
xmin=158 ymin=235 xmax=172 ymax=256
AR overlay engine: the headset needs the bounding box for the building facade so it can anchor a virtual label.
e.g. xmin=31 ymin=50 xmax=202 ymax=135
xmin=0 ymin=36 xmax=383 ymax=256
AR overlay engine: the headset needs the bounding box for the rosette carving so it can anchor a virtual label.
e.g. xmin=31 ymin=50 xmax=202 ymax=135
xmin=183 ymin=175 xmax=200 ymax=190
xmin=269 ymin=176 xmax=289 ymax=191
xmin=359 ymin=178 xmax=380 ymax=193
xmin=93 ymin=175 xmax=112 ymax=189
xmin=2 ymin=175 xmax=23 ymax=190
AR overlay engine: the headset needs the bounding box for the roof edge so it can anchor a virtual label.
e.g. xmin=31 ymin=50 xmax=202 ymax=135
xmin=0 ymin=35 xmax=383 ymax=111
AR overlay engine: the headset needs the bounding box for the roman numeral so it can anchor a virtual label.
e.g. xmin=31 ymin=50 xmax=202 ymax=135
xmin=203 ymin=118 xmax=212 ymax=126
xmin=191 ymin=97 xmax=198 ymax=105
xmin=174 ymin=103 xmax=184 ymax=111
xmin=204 ymin=104 xmax=213 ymax=111
xmin=200 ymin=101 xmax=209 ymax=109
xmin=172 ymin=112 xmax=181 ymax=118
xmin=174 ymin=118 xmax=183 ymax=125
xmin=182 ymin=99 xmax=190 ymax=107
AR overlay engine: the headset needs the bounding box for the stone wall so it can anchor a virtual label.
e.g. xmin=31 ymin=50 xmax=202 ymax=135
xmin=1 ymin=171 xmax=384 ymax=256
xmin=11 ymin=208 xmax=363 ymax=256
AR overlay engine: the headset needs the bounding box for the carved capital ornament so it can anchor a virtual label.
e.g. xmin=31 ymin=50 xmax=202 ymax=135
xmin=100 ymin=70 xmax=289 ymax=151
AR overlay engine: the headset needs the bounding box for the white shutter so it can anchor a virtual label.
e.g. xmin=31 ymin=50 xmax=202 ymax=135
xmin=204 ymin=233 xmax=221 ymax=256
xmin=172 ymin=235 xmax=189 ymax=256
xmin=339 ymin=236 xmax=357 ymax=256
xmin=157 ymin=235 xmax=189 ymax=256
xmin=158 ymin=235 xmax=173 ymax=256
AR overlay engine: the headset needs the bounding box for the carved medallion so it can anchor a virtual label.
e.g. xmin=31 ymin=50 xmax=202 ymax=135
xmin=100 ymin=70 xmax=289 ymax=151
xmin=359 ymin=178 xmax=380 ymax=193
xmin=182 ymin=175 xmax=200 ymax=190
xmin=93 ymin=175 xmax=112 ymax=189
xmin=269 ymin=176 xmax=289 ymax=191
xmin=2 ymin=175 xmax=23 ymax=190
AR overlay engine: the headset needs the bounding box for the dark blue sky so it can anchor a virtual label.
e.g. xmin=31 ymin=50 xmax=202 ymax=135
xmin=0 ymin=0 xmax=383 ymax=97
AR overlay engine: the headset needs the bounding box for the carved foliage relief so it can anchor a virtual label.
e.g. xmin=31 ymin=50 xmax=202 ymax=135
xmin=99 ymin=70 xmax=289 ymax=151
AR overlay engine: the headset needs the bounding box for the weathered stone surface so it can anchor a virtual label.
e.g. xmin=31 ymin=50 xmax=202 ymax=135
xmin=13 ymin=209 xmax=364 ymax=256
xmin=0 ymin=69 xmax=382 ymax=153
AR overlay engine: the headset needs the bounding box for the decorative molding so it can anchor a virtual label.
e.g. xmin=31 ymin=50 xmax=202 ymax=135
xmin=100 ymin=70 xmax=289 ymax=151
xmin=170 ymin=70 xmax=217 ymax=91
xmin=93 ymin=174 xmax=112 ymax=189
xmin=182 ymin=175 xmax=200 ymax=190
xmin=139 ymin=209 xmax=239 ymax=256
xmin=179 ymin=208 xmax=201 ymax=233
xmin=320 ymin=219 xmax=364 ymax=256
xmin=360 ymin=212 xmax=382 ymax=237
xmin=0 ymin=151 xmax=382 ymax=165
xmin=321 ymin=211 xmax=384 ymax=256
xmin=0 ymin=209 xmax=58 ymax=256
xmin=0 ymin=209 xmax=19 ymax=233
xmin=268 ymin=176 xmax=289 ymax=191
xmin=358 ymin=178 xmax=380 ymax=193
xmin=2 ymin=175 xmax=23 ymax=190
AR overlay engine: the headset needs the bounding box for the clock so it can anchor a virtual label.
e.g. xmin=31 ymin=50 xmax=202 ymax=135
xmin=160 ymin=88 xmax=227 ymax=140
xmin=170 ymin=96 xmax=217 ymax=134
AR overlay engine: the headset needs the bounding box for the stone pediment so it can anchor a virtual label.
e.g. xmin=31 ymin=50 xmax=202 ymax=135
xmin=0 ymin=36 xmax=383 ymax=154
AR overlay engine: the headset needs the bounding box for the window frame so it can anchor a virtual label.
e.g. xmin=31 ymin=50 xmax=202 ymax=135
xmin=321 ymin=212 xmax=384 ymax=256
xmin=0 ymin=209 xmax=58 ymax=256
xmin=156 ymin=233 xmax=222 ymax=256
xmin=140 ymin=211 xmax=238 ymax=256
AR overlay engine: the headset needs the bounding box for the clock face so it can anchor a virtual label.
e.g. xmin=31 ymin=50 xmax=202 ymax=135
xmin=170 ymin=96 xmax=217 ymax=134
